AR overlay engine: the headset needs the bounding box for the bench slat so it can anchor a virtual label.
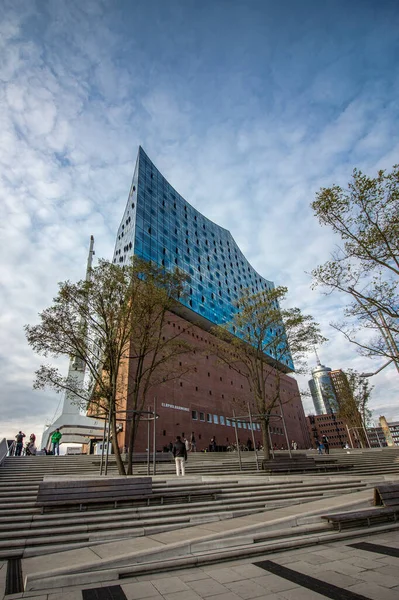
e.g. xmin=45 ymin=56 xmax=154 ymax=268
xmin=40 ymin=477 xmax=151 ymax=490
xmin=374 ymin=483 xmax=399 ymax=506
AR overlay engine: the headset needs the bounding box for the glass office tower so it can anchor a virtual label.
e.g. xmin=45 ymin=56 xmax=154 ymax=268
xmin=308 ymin=362 xmax=339 ymax=415
xmin=113 ymin=147 xmax=294 ymax=371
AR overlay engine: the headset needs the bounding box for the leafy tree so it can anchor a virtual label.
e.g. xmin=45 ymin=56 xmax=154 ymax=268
xmin=335 ymin=369 xmax=373 ymax=448
xmin=311 ymin=165 xmax=399 ymax=370
xmin=212 ymin=286 xmax=325 ymax=460
xmin=25 ymin=258 xmax=192 ymax=475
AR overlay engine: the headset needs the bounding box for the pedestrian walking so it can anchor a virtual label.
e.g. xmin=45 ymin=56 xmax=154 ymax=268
xmin=172 ymin=436 xmax=187 ymax=476
xmin=322 ymin=435 xmax=329 ymax=454
xmin=51 ymin=428 xmax=62 ymax=455
xmin=15 ymin=431 xmax=25 ymax=456
xmin=190 ymin=432 xmax=197 ymax=452
xmin=316 ymin=439 xmax=324 ymax=454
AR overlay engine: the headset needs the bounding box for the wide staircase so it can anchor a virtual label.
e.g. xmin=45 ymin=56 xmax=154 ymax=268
xmin=2 ymin=448 xmax=399 ymax=560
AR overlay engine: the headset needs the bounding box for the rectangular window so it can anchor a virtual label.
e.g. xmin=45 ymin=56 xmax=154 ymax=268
xmin=237 ymin=421 xmax=242 ymax=428
xmin=200 ymin=412 xmax=205 ymax=422
xmin=192 ymin=410 xmax=198 ymax=420
xmin=226 ymin=419 xmax=231 ymax=427
xmin=220 ymin=416 xmax=225 ymax=425
xmin=213 ymin=415 xmax=219 ymax=424
xmin=207 ymin=413 xmax=212 ymax=423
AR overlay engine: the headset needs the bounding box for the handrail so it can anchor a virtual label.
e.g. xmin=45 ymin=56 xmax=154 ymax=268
xmin=0 ymin=438 xmax=11 ymax=466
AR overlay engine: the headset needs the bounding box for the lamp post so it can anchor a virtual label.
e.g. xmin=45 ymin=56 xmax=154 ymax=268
xmin=360 ymin=359 xmax=393 ymax=378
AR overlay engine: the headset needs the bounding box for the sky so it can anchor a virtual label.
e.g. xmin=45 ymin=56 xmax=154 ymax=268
xmin=1 ymin=0 xmax=398 ymax=442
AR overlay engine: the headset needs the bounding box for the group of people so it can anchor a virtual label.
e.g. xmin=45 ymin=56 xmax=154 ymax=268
xmin=13 ymin=429 xmax=62 ymax=456
xmin=14 ymin=431 xmax=36 ymax=456
xmin=316 ymin=435 xmax=330 ymax=454
xmin=167 ymin=432 xmax=196 ymax=455
xmin=227 ymin=438 xmax=263 ymax=452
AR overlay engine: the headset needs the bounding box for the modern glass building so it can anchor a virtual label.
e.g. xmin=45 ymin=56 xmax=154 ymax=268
xmin=113 ymin=147 xmax=294 ymax=371
xmin=308 ymin=361 xmax=339 ymax=415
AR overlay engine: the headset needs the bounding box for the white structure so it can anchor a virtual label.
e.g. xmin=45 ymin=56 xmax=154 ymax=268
xmin=308 ymin=353 xmax=338 ymax=415
xmin=41 ymin=236 xmax=105 ymax=450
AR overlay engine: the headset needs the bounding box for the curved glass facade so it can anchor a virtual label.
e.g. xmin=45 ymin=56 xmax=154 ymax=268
xmin=113 ymin=147 xmax=294 ymax=371
xmin=308 ymin=363 xmax=338 ymax=415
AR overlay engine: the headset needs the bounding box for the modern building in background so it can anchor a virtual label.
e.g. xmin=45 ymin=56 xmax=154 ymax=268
xmin=306 ymin=414 xmax=398 ymax=449
xmin=107 ymin=147 xmax=310 ymax=452
xmin=308 ymin=358 xmax=338 ymax=415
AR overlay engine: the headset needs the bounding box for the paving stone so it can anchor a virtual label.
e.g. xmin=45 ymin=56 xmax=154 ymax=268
xmin=178 ymin=571 xmax=211 ymax=582
xmin=345 ymin=555 xmax=382 ymax=570
xmin=311 ymin=569 xmax=361 ymax=588
xmin=48 ymin=592 xmax=82 ymax=600
xmin=188 ymin=578 xmax=229 ymax=597
xmin=122 ymin=580 xmax=162 ymax=599
xmin=321 ymin=560 xmax=365 ymax=576
xmin=354 ymin=569 xmax=399 ymax=588
xmin=136 ymin=572 xmax=181 ymax=582
xmin=243 ymin=573 xmax=298 ymax=594
xmin=163 ymin=591 xmax=203 ymax=600
xmin=347 ymin=582 xmax=399 ymax=600
xmin=225 ymin=578 xmax=271 ymax=599
xmin=231 ymin=564 xmax=271 ymax=579
xmin=274 ymin=561 xmax=322 ymax=576
xmin=378 ymin=565 xmax=399 ymax=577
xmin=317 ymin=549 xmax=355 ymax=561
xmin=375 ymin=555 xmax=399 ymax=566
xmin=151 ymin=576 xmax=190 ymax=594
xmin=202 ymin=593 xmax=243 ymax=600
xmin=297 ymin=553 xmax=332 ymax=565
xmin=203 ymin=567 xmax=249 ymax=584
xmin=277 ymin=587 xmax=328 ymax=600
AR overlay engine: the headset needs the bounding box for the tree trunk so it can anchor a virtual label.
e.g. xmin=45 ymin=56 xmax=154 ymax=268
xmin=127 ymin=413 xmax=139 ymax=475
xmin=261 ymin=418 xmax=271 ymax=461
xmin=111 ymin=412 xmax=126 ymax=475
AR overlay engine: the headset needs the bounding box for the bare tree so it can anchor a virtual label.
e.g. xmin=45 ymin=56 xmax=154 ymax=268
xmin=335 ymin=369 xmax=373 ymax=448
xmin=25 ymin=258 xmax=192 ymax=475
xmin=212 ymin=286 xmax=325 ymax=460
xmin=311 ymin=165 xmax=399 ymax=370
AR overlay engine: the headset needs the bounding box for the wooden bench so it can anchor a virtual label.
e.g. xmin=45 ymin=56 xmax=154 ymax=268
xmin=321 ymin=506 xmax=399 ymax=531
xmin=321 ymin=482 xmax=399 ymax=532
xmin=263 ymin=464 xmax=353 ymax=474
xmin=374 ymin=483 xmax=399 ymax=507
xmin=36 ymin=478 xmax=222 ymax=513
xmin=149 ymin=489 xmax=222 ymax=505
xmin=36 ymin=477 xmax=152 ymax=513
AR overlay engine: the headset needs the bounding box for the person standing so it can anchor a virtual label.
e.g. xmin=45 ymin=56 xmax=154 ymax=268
xmin=172 ymin=436 xmax=187 ymax=476
xmin=184 ymin=437 xmax=190 ymax=453
xmin=15 ymin=431 xmax=25 ymax=456
xmin=322 ymin=435 xmax=329 ymax=454
xmin=190 ymin=432 xmax=197 ymax=452
xmin=51 ymin=428 xmax=62 ymax=455
xmin=316 ymin=439 xmax=324 ymax=455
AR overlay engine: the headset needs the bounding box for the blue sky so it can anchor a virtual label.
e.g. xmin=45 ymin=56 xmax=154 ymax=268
xmin=1 ymin=0 xmax=398 ymax=440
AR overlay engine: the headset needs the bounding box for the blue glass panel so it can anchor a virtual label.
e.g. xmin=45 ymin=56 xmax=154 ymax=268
xmin=113 ymin=147 xmax=294 ymax=371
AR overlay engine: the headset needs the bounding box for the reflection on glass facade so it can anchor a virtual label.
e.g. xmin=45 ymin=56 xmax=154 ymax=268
xmin=308 ymin=362 xmax=338 ymax=415
xmin=113 ymin=147 xmax=294 ymax=371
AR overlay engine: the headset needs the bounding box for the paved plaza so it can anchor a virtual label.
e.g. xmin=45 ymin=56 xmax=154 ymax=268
xmin=1 ymin=529 xmax=399 ymax=600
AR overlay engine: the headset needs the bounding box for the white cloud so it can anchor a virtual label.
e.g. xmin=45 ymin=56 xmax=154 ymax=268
xmin=0 ymin=0 xmax=398 ymax=440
